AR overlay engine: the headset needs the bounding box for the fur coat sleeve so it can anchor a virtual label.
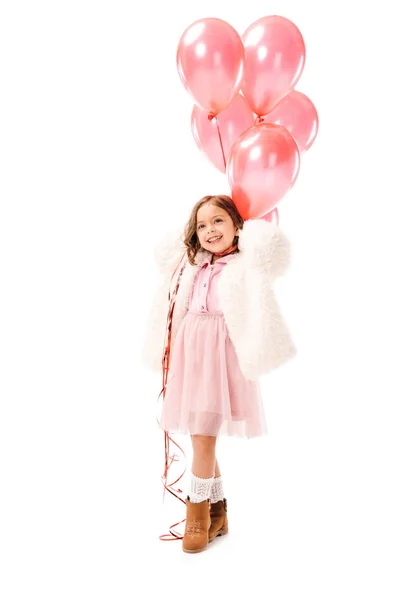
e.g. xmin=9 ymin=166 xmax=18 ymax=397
xmin=218 ymin=219 xmax=297 ymax=380
xmin=141 ymin=227 xmax=187 ymax=372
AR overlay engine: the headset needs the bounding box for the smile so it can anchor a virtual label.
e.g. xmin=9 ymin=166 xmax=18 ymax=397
xmin=207 ymin=236 xmax=222 ymax=243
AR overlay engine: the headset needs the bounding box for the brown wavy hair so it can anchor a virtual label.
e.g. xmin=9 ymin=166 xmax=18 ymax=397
xmin=184 ymin=195 xmax=244 ymax=266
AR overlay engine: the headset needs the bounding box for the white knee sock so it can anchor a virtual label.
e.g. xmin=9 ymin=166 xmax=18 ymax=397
xmin=210 ymin=475 xmax=225 ymax=504
xmin=189 ymin=472 xmax=214 ymax=503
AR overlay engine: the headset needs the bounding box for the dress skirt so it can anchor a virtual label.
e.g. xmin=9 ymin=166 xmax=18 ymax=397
xmin=159 ymin=311 xmax=268 ymax=438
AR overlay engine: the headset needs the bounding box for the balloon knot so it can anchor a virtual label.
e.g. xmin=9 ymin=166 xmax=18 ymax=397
xmin=208 ymin=113 xmax=215 ymax=121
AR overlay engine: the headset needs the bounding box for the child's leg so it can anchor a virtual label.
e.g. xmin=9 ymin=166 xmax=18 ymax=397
xmin=209 ymin=455 xmax=228 ymax=542
xmin=188 ymin=435 xmax=216 ymax=503
xmin=191 ymin=434 xmax=217 ymax=478
xmin=211 ymin=458 xmax=225 ymax=503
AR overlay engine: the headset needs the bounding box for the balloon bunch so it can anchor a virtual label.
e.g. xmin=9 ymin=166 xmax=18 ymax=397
xmin=177 ymin=15 xmax=319 ymax=221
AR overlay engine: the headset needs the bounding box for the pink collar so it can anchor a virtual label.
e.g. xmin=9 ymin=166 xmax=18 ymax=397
xmin=200 ymin=251 xmax=238 ymax=268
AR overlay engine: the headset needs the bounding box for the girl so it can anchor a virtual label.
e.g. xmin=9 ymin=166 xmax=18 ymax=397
xmin=142 ymin=195 xmax=296 ymax=553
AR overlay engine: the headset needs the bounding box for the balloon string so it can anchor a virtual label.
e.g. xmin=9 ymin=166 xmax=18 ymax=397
xmin=157 ymin=420 xmax=187 ymax=541
xmin=158 ymin=254 xmax=188 ymax=541
xmin=215 ymin=116 xmax=227 ymax=170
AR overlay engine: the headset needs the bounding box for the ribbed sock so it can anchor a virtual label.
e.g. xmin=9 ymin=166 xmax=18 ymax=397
xmin=210 ymin=475 xmax=225 ymax=504
xmin=189 ymin=472 xmax=214 ymax=503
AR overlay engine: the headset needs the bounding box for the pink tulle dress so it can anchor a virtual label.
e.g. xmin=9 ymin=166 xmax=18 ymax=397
xmin=159 ymin=252 xmax=268 ymax=438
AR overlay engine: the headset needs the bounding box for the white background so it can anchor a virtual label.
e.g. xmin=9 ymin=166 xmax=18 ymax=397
xmin=1 ymin=0 xmax=399 ymax=598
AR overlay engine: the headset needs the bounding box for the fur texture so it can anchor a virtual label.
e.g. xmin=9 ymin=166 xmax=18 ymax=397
xmin=142 ymin=219 xmax=296 ymax=381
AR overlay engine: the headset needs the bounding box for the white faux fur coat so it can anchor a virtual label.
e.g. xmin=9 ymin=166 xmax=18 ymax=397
xmin=142 ymin=219 xmax=297 ymax=381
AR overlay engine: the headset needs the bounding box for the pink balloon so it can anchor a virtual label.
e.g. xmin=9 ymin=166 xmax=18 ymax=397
xmin=241 ymin=16 xmax=306 ymax=116
xmin=261 ymin=91 xmax=319 ymax=152
xmin=227 ymin=123 xmax=300 ymax=220
xmin=261 ymin=208 xmax=279 ymax=225
xmin=191 ymin=94 xmax=256 ymax=173
xmin=177 ymin=18 xmax=245 ymax=115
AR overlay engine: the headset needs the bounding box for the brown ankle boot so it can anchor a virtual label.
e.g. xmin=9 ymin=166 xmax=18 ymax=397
xmin=209 ymin=498 xmax=229 ymax=542
xmin=182 ymin=496 xmax=211 ymax=553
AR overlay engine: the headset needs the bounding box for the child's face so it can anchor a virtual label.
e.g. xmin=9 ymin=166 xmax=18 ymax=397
xmin=196 ymin=203 xmax=237 ymax=253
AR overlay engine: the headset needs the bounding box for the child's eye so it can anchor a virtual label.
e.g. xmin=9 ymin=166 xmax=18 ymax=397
xmin=198 ymin=224 xmax=204 ymax=229
xmin=215 ymin=218 xmax=222 ymax=223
